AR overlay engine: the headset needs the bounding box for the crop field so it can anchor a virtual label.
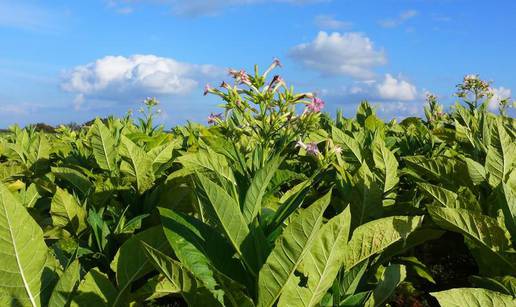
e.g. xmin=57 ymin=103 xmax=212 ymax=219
xmin=0 ymin=66 xmax=514 ymax=307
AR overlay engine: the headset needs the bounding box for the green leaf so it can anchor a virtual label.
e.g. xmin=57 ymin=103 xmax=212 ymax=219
xmin=365 ymin=264 xmax=406 ymax=307
xmin=90 ymin=119 xmax=117 ymax=173
xmin=430 ymin=288 xmax=516 ymax=307
xmin=332 ymin=126 xmax=362 ymax=163
xmin=278 ymin=206 xmax=352 ymax=307
xmin=130 ymin=275 xmax=179 ymax=302
xmin=344 ymin=215 xmax=423 ymax=270
xmin=27 ymin=133 xmax=50 ymax=166
xmin=495 ymin=183 xmax=516 ymax=239
xmin=120 ymin=135 xmax=154 ymax=193
xmin=341 ymin=259 xmax=369 ymax=296
xmin=71 ymin=269 xmax=117 ymax=307
xmin=242 ymin=155 xmax=282 ymax=223
xmin=196 ymin=174 xmax=258 ymax=274
xmin=141 ymin=242 xmax=223 ymax=307
xmin=257 ymin=191 xmax=331 ymax=307
xmin=52 ymin=167 xmax=93 ymax=196
xmin=48 ymin=260 xmax=81 ymax=307
xmin=50 ymin=187 xmax=87 ymax=234
xmin=485 ymin=119 xmax=515 ymax=187
xmin=464 ymin=158 xmax=487 ymax=185
xmin=0 ymin=183 xmax=56 ymax=307
xmin=350 ymin=163 xmax=383 ymax=228
xmin=158 ymin=208 xmax=226 ymax=304
xmin=427 ymin=206 xmax=515 ymax=272
xmin=177 ymin=148 xmax=236 ymax=185
xmin=110 ymin=226 xmax=170 ymax=307
xmin=372 ymin=140 xmax=399 ymax=194
xmin=417 ymin=182 xmax=458 ymax=208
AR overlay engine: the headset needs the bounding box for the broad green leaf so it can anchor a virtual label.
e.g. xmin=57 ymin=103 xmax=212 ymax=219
xmin=365 ymin=264 xmax=406 ymax=307
xmin=242 ymin=155 xmax=282 ymax=223
xmin=470 ymin=275 xmax=515 ymax=296
xmin=417 ymin=182 xmax=458 ymax=208
xmin=27 ymin=133 xmax=50 ymax=166
xmin=196 ymin=174 xmax=257 ymax=274
xmin=141 ymin=242 xmax=223 ymax=307
xmin=350 ymin=163 xmax=383 ymax=228
xmin=403 ymin=156 xmax=457 ymax=187
xmin=90 ymin=119 xmax=117 ymax=172
xmin=428 ymin=205 xmax=515 ymax=272
xmin=332 ymin=126 xmax=362 ymax=163
xmin=278 ymin=207 xmax=351 ymax=307
xmin=51 ymin=167 xmax=93 ymax=196
xmin=485 ymin=119 xmax=515 ymax=187
xmin=110 ymin=226 xmax=170 ymax=307
xmin=72 ymin=269 xmax=117 ymax=307
xmin=257 ymin=191 xmax=331 ymax=307
xmin=342 ymin=259 xmax=369 ymax=295
xmin=130 ymin=275 xmax=179 ymax=302
xmin=496 ymin=183 xmax=516 ymax=239
xmin=120 ymin=135 xmax=154 ymax=193
xmin=177 ymin=148 xmax=236 ymax=185
xmin=344 ymin=215 xmax=423 ymax=270
xmin=48 ymin=260 xmax=81 ymax=307
xmin=372 ymin=140 xmax=399 ymax=194
xmin=464 ymin=158 xmax=487 ymax=185
xmin=158 ymin=208 xmax=227 ymax=304
xmin=16 ymin=183 xmax=40 ymax=208
xmin=430 ymin=288 xmax=516 ymax=307
xmin=428 ymin=206 xmax=511 ymax=252
xmin=0 ymin=183 xmax=56 ymax=307
xmin=50 ymin=187 xmax=87 ymax=234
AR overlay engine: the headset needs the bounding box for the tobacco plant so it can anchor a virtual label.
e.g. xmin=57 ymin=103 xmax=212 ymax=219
xmin=0 ymin=64 xmax=514 ymax=307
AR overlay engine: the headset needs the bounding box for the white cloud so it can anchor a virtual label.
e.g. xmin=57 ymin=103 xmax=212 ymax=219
xmin=376 ymin=74 xmax=417 ymax=101
xmin=290 ymin=31 xmax=386 ymax=79
xmin=314 ymin=15 xmax=352 ymax=30
xmin=62 ymin=55 xmax=224 ymax=109
xmin=375 ymin=101 xmax=423 ymax=119
xmin=489 ymin=86 xmax=511 ymax=110
xmin=379 ymin=10 xmax=418 ymax=28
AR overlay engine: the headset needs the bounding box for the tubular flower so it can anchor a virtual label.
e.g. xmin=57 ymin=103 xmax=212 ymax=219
xmin=228 ymin=69 xmax=251 ymax=85
xmin=305 ymin=143 xmax=320 ymax=156
xmin=207 ymin=113 xmax=223 ymax=125
xmin=203 ymin=84 xmax=212 ymax=96
xmin=264 ymin=58 xmax=282 ymax=77
xmin=296 ymin=141 xmax=319 ymax=156
xmin=306 ymin=97 xmax=325 ymax=113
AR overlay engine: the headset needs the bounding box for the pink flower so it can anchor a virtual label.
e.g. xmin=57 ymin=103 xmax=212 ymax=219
xmin=228 ymin=69 xmax=251 ymax=85
xmin=203 ymin=84 xmax=212 ymax=96
xmin=207 ymin=113 xmax=223 ymax=124
xmin=295 ymin=141 xmax=319 ymax=156
xmin=306 ymin=97 xmax=325 ymax=113
xmin=305 ymin=143 xmax=320 ymax=156
xmin=334 ymin=146 xmax=342 ymax=155
xmin=272 ymin=57 xmax=282 ymax=68
xmin=220 ymin=81 xmax=230 ymax=89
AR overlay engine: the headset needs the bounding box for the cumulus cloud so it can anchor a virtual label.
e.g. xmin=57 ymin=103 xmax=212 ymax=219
xmin=489 ymin=86 xmax=511 ymax=110
xmin=314 ymin=15 xmax=352 ymax=30
xmin=290 ymin=31 xmax=386 ymax=79
xmin=379 ymin=10 xmax=418 ymax=28
xmin=62 ymin=55 xmax=224 ymax=109
xmin=376 ymin=74 xmax=417 ymax=101
xmin=107 ymin=0 xmax=327 ymax=16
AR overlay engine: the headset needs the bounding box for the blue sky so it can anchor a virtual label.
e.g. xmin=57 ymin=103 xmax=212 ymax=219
xmin=0 ymin=0 xmax=515 ymax=127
